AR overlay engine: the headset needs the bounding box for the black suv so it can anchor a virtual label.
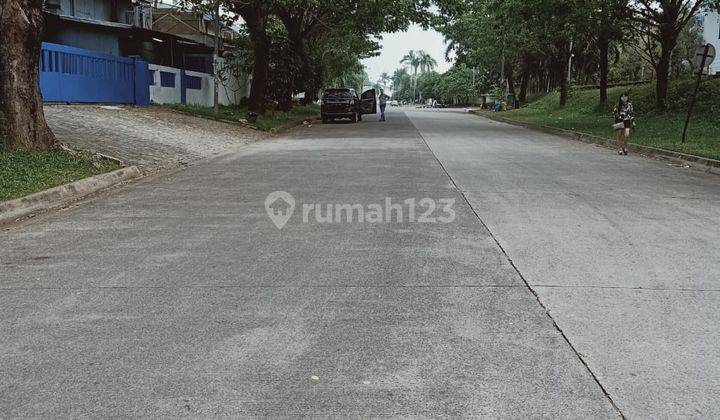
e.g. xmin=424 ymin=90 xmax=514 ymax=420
xmin=321 ymin=88 xmax=377 ymax=123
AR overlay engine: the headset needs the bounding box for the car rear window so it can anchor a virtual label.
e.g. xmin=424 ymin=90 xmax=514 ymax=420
xmin=323 ymin=90 xmax=352 ymax=101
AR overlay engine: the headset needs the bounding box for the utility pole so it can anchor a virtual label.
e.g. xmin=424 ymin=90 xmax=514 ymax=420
xmin=213 ymin=0 xmax=221 ymax=114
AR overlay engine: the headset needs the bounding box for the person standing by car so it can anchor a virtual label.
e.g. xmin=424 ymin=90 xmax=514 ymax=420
xmin=379 ymin=92 xmax=390 ymax=122
xmin=613 ymin=93 xmax=635 ymax=155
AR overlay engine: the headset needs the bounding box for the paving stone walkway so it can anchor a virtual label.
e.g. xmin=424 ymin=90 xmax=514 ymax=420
xmin=45 ymin=105 xmax=266 ymax=171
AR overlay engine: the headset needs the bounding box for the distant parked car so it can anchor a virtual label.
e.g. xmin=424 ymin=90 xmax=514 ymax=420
xmin=320 ymin=88 xmax=377 ymax=123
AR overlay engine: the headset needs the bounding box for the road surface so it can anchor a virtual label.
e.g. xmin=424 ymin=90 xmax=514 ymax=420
xmin=1 ymin=108 xmax=718 ymax=418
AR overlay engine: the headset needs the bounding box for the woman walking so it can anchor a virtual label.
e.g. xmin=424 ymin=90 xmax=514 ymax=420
xmin=613 ymin=93 xmax=635 ymax=155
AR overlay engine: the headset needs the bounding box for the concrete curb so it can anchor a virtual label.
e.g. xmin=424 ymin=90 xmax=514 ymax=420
xmin=0 ymin=166 xmax=142 ymax=225
xmin=472 ymin=110 xmax=720 ymax=175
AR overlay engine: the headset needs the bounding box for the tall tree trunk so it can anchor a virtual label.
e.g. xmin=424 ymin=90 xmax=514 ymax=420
xmin=557 ymin=58 xmax=569 ymax=106
xmin=507 ymin=66 xmax=517 ymax=98
xmin=655 ymin=40 xmax=674 ymax=111
xmin=519 ymin=56 xmax=531 ymax=105
xmin=653 ymin=7 xmax=682 ymax=111
xmin=233 ymin=2 xmax=270 ymax=114
xmin=247 ymin=27 xmax=269 ymax=114
xmin=598 ymin=24 xmax=610 ymax=106
xmin=0 ymin=0 xmax=57 ymax=150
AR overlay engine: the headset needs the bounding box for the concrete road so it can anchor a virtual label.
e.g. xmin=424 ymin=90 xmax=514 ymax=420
xmin=407 ymin=109 xmax=720 ymax=419
xmin=0 ymin=110 xmax=618 ymax=418
xmin=1 ymin=108 xmax=714 ymax=418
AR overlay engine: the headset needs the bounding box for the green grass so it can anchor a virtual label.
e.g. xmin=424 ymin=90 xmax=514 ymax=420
xmin=504 ymin=79 xmax=720 ymax=160
xmin=0 ymin=151 xmax=119 ymax=202
xmin=167 ymin=104 xmax=320 ymax=131
xmin=0 ymin=111 xmax=6 ymax=148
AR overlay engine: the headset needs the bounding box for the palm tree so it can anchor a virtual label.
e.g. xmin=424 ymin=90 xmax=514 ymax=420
xmin=400 ymin=50 xmax=421 ymax=101
xmin=401 ymin=50 xmax=420 ymax=75
xmin=417 ymin=51 xmax=438 ymax=74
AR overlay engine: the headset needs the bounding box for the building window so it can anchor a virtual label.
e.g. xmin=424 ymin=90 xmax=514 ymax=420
xmin=160 ymin=71 xmax=176 ymax=88
xmin=185 ymin=75 xmax=202 ymax=90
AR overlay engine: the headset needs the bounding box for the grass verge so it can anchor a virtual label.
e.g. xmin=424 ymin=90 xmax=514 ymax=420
xmin=501 ymin=79 xmax=720 ymax=160
xmin=0 ymin=111 xmax=6 ymax=147
xmin=0 ymin=150 xmax=120 ymax=202
xmin=167 ymin=104 xmax=320 ymax=132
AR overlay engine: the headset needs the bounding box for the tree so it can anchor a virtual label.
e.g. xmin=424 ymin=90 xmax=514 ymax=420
xmin=671 ymin=17 xmax=704 ymax=77
xmin=437 ymin=0 xmax=593 ymax=107
xmin=436 ymin=64 xmax=477 ymax=104
xmin=271 ymin=0 xmax=327 ymax=105
xmin=188 ymin=0 xmax=432 ymax=111
xmin=401 ymin=50 xmax=421 ymax=100
xmin=217 ymin=30 xmax=254 ymax=105
xmin=417 ymin=50 xmax=438 ymax=73
xmin=592 ymin=0 xmax=632 ymax=105
xmin=391 ymin=68 xmax=413 ymax=101
xmin=270 ymin=0 xmax=432 ymax=107
xmin=266 ymin=31 xmax=301 ymax=111
xmin=314 ymin=29 xmax=381 ymax=93
xmin=228 ymin=0 xmax=272 ymax=114
xmin=401 ymin=51 xmax=420 ymax=78
xmin=417 ymin=71 xmax=441 ymax=100
xmin=631 ymin=0 xmax=720 ymax=110
xmin=0 ymin=0 xmax=57 ymax=150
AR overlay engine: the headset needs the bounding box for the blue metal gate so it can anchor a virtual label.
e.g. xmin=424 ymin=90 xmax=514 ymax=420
xmin=40 ymin=42 xmax=149 ymax=105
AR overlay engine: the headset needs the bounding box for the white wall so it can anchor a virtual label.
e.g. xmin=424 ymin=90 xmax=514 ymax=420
xmin=185 ymin=70 xmax=214 ymax=107
xmin=216 ymin=57 xmax=251 ymax=106
xmin=149 ymin=64 xmax=182 ymax=104
xmin=701 ymin=11 xmax=720 ymax=75
xmin=149 ymin=62 xmax=250 ymax=107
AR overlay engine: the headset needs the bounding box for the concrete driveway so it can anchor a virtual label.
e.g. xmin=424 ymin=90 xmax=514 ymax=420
xmin=45 ymin=105 xmax=266 ymax=171
xmin=1 ymin=108 xmax=716 ymax=417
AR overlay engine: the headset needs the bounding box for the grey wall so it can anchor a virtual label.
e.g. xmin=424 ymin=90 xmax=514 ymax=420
xmin=59 ymin=0 xmax=133 ymax=22
xmin=47 ymin=26 xmax=120 ymax=56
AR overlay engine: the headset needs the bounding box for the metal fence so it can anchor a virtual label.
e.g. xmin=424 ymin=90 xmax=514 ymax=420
xmin=40 ymin=42 xmax=149 ymax=106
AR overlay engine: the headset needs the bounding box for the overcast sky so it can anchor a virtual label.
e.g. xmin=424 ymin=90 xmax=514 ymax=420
xmin=362 ymin=24 xmax=454 ymax=84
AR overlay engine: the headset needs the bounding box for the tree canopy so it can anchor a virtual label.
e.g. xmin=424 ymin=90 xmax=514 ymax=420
xmin=211 ymin=0 xmax=434 ymax=113
xmin=434 ymin=0 xmax=720 ymax=110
